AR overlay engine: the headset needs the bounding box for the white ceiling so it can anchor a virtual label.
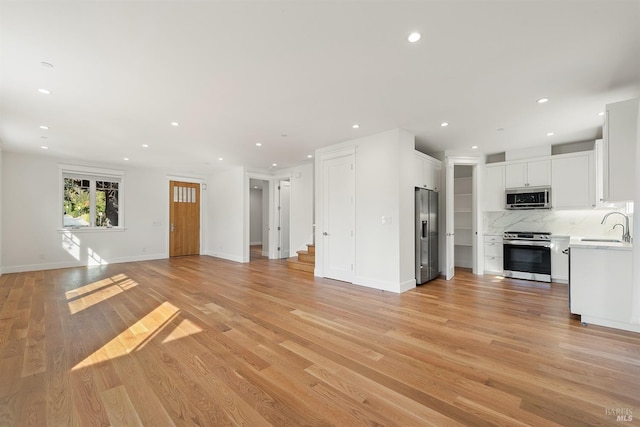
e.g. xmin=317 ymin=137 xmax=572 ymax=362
xmin=1 ymin=1 xmax=639 ymax=174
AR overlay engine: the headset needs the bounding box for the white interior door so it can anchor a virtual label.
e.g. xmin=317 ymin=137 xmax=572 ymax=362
xmin=278 ymin=180 xmax=291 ymax=259
xmin=322 ymin=154 xmax=355 ymax=282
xmin=445 ymin=161 xmax=455 ymax=280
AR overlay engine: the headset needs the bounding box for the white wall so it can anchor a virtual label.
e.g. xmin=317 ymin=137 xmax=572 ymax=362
xmin=249 ymin=188 xmax=263 ymax=245
xmin=206 ymin=167 xmax=247 ymax=262
xmin=631 ymin=102 xmax=640 ymax=324
xmin=288 ymin=163 xmax=314 ymax=253
xmin=398 ymin=130 xmax=416 ymax=289
xmin=0 ymin=148 xmax=2 ymax=275
xmin=315 ymin=128 xmax=416 ymax=293
xmin=2 ymin=152 xmax=171 ymax=273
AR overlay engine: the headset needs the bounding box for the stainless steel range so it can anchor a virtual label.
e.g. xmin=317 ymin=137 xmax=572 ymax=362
xmin=502 ymin=231 xmax=552 ymax=282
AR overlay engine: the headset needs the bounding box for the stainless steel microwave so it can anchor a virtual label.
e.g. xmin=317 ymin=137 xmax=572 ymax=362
xmin=505 ymin=187 xmax=551 ymax=210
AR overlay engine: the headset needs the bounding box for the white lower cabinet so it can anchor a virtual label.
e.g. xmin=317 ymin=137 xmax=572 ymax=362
xmin=570 ymin=246 xmax=634 ymax=331
xmin=484 ymin=235 xmax=503 ymax=274
xmin=550 ymin=236 xmax=569 ymax=283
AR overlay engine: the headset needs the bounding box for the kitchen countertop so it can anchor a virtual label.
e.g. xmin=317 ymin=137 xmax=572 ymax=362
xmin=569 ymin=236 xmax=633 ymax=251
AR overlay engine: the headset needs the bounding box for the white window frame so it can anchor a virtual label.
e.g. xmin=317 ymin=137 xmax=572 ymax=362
xmin=59 ymin=164 xmax=125 ymax=231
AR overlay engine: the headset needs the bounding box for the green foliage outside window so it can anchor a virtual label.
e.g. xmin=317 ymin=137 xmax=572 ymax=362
xmin=64 ymin=179 xmax=91 ymax=226
xmin=63 ymin=178 xmax=119 ymax=227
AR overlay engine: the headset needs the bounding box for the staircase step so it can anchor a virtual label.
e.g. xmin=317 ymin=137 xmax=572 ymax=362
xmin=287 ymin=257 xmax=314 ymax=273
xmin=296 ymin=250 xmax=315 ymax=263
xmin=307 ymin=244 xmax=315 ymax=255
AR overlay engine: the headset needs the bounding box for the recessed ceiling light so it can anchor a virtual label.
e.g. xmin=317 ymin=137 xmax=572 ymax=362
xmin=471 ymin=145 xmax=478 ymax=149
xmin=352 ymin=124 xmax=360 ymax=129
xmin=40 ymin=136 xmax=48 ymax=139
xmin=141 ymin=144 xmax=149 ymax=148
xmin=218 ymin=157 xmax=223 ymax=161
xmin=497 ymin=128 xmax=504 ymax=131
xmin=41 ymin=145 xmax=48 ymax=150
xmin=441 ymin=122 xmax=449 ymax=127
xmin=39 ymin=125 xmax=49 ymax=130
xmin=281 ymin=134 xmax=287 ymax=137
xmin=272 ymin=163 xmax=277 ymax=167
xmin=37 ymin=88 xmax=51 ymax=94
xmin=40 ymin=61 xmax=54 ymax=68
xmin=546 ymin=132 xmax=555 ymax=136
xmin=123 ymin=157 xmax=130 ymax=161
xmin=307 ymin=154 xmax=313 ymax=158
xmin=408 ymin=32 xmax=421 ymax=43
xmin=170 ymin=122 xmax=180 ymax=127
xmin=256 ymin=142 xmax=262 ymax=147
xmin=537 ymin=98 xmax=549 ymax=104
xmin=598 ymin=111 xmax=605 ymax=116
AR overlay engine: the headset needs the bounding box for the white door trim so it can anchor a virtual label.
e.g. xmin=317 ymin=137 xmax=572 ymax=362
xmin=444 ymin=155 xmax=485 ymax=279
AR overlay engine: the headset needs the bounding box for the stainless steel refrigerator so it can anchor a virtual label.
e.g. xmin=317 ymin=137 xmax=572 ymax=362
xmin=415 ymin=188 xmax=439 ymax=284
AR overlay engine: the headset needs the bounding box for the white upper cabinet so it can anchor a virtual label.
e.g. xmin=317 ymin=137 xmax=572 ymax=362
xmin=505 ymin=159 xmax=550 ymax=189
xmin=602 ymin=98 xmax=639 ymax=201
xmin=414 ymin=152 xmax=441 ymax=191
xmin=484 ymin=164 xmax=505 ymax=211
xmin=552 ymin=152 xmax=595 ymax=209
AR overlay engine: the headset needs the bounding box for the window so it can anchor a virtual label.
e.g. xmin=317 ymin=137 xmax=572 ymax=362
xmin=60 ymin=165 xmax=124 ymax=229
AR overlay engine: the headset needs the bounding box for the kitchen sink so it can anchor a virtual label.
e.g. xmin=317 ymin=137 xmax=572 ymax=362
xmin=580 ymin=238 xmax=622 ymax=243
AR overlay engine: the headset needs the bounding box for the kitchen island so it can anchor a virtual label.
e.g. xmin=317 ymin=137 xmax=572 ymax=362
xmin=569 ymin=237 xmax=637 ymax=333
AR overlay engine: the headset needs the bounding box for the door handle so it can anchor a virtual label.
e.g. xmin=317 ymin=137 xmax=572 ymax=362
xmin=170 ymin=223 xmax=175 ymax=232
xmin=323 ymin=232 xmax=329 ymax=236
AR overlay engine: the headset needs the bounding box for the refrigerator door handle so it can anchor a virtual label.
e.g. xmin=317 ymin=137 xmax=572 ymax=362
xmin=422 ymin=221 xmax=428 ymax=238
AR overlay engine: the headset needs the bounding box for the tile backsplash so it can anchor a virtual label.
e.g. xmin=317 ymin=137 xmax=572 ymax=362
xmin=484 ymin=209 xmax=633 ymax=237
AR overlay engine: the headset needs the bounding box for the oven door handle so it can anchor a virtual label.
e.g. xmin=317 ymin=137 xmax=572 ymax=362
xmin=503 ymin=240 xmax=551 ymax=248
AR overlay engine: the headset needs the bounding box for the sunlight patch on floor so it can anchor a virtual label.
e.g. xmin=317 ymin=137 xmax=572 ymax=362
xmin=66 ymin=274 xmax=138 ymax=315
xmin=73 ymin=301 xmax=180 ymax=371
xmin=161 ymin=318 xmax=203 ymax=344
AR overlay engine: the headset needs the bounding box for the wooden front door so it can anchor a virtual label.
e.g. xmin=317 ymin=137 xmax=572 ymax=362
xmin=169 ymin=181 xmax=200 ymax=257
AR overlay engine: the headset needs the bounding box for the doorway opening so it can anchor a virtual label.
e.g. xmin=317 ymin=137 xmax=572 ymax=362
xmin=444 ymin=157 xmax=482 ymax=280
xmin=453 ymin=165 xmax=474 ymax=270
xmin=249 ymin=179 xmax=269 ymax=261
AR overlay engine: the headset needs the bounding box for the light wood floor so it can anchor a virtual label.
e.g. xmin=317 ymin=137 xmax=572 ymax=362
xmin=1 ymin=256 xmax=639 ymax=426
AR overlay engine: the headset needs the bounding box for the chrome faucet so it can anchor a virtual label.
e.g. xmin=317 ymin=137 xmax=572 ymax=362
xmin=601 ymin=211 xmax=631 ymax=243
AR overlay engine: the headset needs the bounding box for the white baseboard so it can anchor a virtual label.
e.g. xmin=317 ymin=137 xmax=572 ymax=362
xmin=203 ymin=250 xmax=249 ymax=263
xmin=1 ymin=253 xmax=167 ymax=274
xmin=581 ymin=315 xmax=640 ymax=333
xmin=352 ymin=276 xmax=415 ymax=294
xmin=398 ymin=278 xmax=417 ymax=293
